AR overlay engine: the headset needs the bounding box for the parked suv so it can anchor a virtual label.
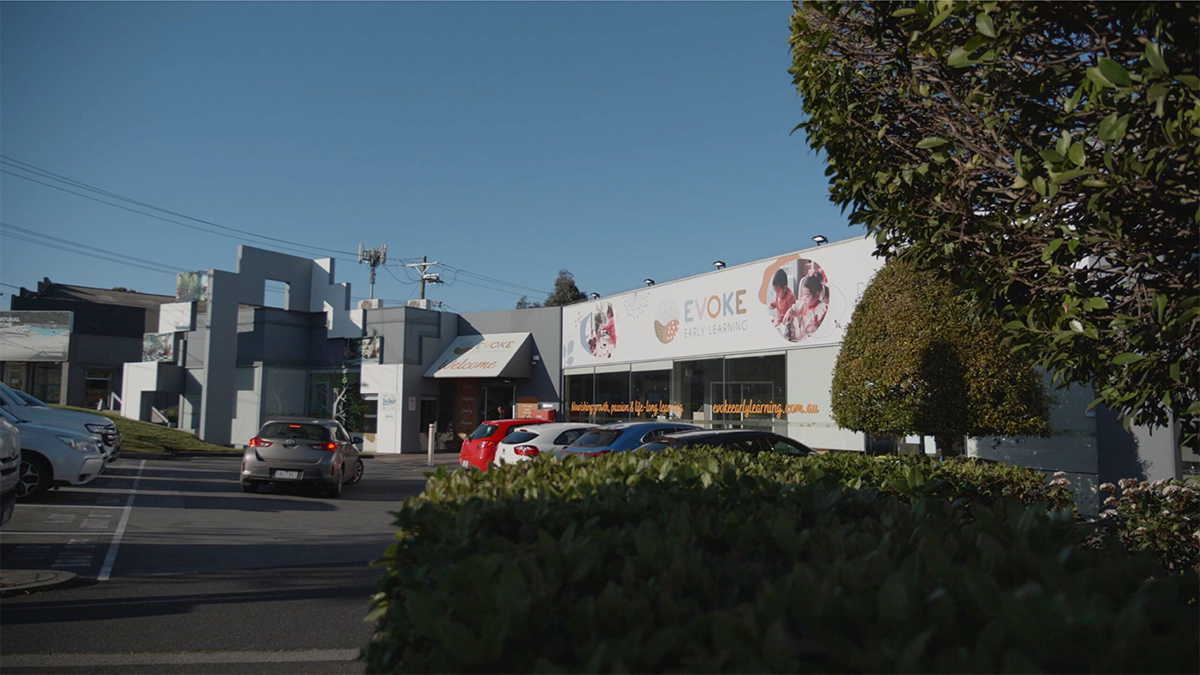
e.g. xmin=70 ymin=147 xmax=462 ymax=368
xmin=240 ymin=417 xmax=363 ymax=498
xmin=0 ymin=417 xmax=19 ymax=525
xmin=0 ymin=406 xmax=107 ymax=501
xmin=0 ymin=384 xmax=122 ymax=462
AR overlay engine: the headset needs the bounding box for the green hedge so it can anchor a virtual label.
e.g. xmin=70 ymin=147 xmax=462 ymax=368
xmin=364 ymin=450 xmax=1198 ymax=673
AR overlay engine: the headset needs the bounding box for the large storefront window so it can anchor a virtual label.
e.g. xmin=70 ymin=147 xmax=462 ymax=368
xmin=566 ymin=373 xmax=594 ymax=422
xmin=630 ymin=369 xmax=671 ymax=420
xmin=566 ymin=355 xmax=786 ymax=430
xmin=592 ymin=370 xmax=630 ymax=424
xmin=674 ymin=358 xmax=723 ymax=426
xmin=716 ymin=354 xmax=787 ymax=431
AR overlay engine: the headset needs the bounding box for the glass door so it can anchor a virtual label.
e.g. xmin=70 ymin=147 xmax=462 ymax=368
xmin=481 ymin=384 xmax=516 ymax=422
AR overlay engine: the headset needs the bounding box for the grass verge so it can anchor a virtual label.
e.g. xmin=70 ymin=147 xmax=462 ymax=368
xmin=57 ymin=406 xmax=235 ymax=454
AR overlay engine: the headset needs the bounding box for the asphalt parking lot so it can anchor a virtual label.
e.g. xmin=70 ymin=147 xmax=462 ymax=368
xmin=1 ymin=451 xmax=460 ymax=587
xmin=0 ymin=452 xmax=461 ymax=674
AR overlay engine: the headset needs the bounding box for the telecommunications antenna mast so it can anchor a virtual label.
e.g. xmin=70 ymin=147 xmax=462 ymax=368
xmin=358 ymin=243 xmax=387 ymax=300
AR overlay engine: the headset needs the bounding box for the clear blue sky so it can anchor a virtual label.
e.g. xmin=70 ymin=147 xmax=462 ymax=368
xmin=1 ymin=1 xmax=860 ymax=314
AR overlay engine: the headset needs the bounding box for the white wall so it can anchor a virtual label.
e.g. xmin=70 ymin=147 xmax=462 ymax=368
xmin=360 ymin=363 xmax=403 ymax=454
xmin=231 ymin=366 xmax=261 ymax=448
xmin=967 ymin=379 xmax=1100 ymax=515
xmin=120 ymin=361 xmax=164 ymax=421
xmin=786 ymin=345 xmax=864 ymax=452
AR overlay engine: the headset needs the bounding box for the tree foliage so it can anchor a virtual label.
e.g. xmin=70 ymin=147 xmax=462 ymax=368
xmin=790 ymin=1 xmax=1199 ymax=439
xmin=831 ymin=260 xmax=1053 ymax=452
xmin=517 ymin=269 xmax=587 ymax=309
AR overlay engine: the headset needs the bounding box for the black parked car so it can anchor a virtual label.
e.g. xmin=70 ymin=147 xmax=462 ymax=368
xmin=635 ymin=428 xmax=814 ymax=456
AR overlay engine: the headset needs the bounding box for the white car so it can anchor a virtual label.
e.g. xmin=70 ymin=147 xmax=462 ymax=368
xmin=494 ymin=423 xmax=598 ymax=465
xmin=0 ymin=383 xmax=122 ymax=461
xmin=0 ymin=417 xmax=19 ymax=525
xmin=0 ymin=406 xmax=107 ymax=500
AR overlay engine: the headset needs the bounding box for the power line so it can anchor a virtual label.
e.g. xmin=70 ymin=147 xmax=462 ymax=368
xmin=0 ymin=157 xmax=360 ymax=260
xmin=2 ymin=231 xmax=179 ymax=276
xmin=2 ymin=156 xmax=560 ymax=302
xmin=436 ymin=263 xmax=551 ymax=296
xmin=440 ymin=274 xmax=534 ymax=298
xmin=0 ymin=221 xmax=188 ymax=275
xmin=383 ymin=265 xmax=418 ymax=285
xmin=0 ymin=219 xmax=189 ymax=275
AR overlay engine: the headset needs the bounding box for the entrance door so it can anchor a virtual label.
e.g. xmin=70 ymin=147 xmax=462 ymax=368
xmin=419 ymin=398 xmax=439 ymax=448
xmin=481 ymin=385 xmax=516 ymax=422
xmin=3 ymin=363 xmax=26 ymax=392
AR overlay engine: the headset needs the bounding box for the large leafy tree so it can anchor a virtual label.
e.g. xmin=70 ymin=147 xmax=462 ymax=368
xmin=831 ymin=260 xmax=1053 ymax=454
xmin=790 ymin=1 xmax=1199 ymax=439
xmin=516 ymin=269 xmax=587 ymax=308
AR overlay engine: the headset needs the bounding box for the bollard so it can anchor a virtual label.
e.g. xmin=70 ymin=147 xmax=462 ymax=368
xmin=427 ymin=423 xmax=435 ymax=466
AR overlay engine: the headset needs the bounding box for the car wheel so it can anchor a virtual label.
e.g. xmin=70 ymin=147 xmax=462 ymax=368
xmin=344 ymin=459 xmax=364 ymax=485
xmin=325 ymin=469 xmax=343 ymax=499
xmin=17 ymin=454 xmax=52 ymax=501
xmin=240 ymin=481 xmax=258 ymax=493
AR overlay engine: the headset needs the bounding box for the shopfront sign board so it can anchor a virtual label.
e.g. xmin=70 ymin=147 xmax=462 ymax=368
xmin=561 ymin=236 xmax=884 ymax=367
xmin=0 ymin=311 xmax=72 ymax=362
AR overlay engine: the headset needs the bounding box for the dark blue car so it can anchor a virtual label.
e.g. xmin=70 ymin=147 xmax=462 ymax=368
xmin=560 ymin=421 xmax=700 ymax=457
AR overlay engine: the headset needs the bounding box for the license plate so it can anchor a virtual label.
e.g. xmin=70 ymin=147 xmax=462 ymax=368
xmin=273 ymin=470 xmax=300 ymax=479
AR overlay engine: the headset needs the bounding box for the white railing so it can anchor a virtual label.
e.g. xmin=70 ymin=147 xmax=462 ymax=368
xmin=96 ymin=391 xmax=123 ymax=412
xmin=151 ymin=407 xmax=171 ymax=425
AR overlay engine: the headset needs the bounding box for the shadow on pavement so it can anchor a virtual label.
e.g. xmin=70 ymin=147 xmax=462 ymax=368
xmin=1 ymin=562 xmax=386 ymax=626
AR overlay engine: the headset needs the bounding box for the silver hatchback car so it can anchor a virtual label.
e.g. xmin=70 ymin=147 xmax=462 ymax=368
xmin=240 ymin=417 xmax=363 ymax=498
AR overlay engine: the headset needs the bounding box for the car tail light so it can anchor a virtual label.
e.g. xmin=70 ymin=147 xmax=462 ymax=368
xmin=481 ymin=440 xmax=496 ymax=451
xmin=583 ymin=450 xmax=612 ymax=457
xmin=514 ymin=445 xmax=539 ymax=457
xmin=248 ymin=437 xmax=272 ymax=448
xmin=309 ymin=442 xmax=338 ymax=452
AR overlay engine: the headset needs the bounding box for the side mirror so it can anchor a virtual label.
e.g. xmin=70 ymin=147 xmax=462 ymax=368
xmin=352 ymin=436 xmax=364 ymax=445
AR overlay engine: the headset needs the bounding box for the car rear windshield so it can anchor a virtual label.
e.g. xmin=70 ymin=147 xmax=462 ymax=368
xmin=258 ymin=423 xmax=329 ymax=441
xmin=572 ymin=429 xmax=622 ymax=448
xmin=469 ymin=424 xmax=498 ymax=441
xmin=502 ymin=431 xmax=540 ymax=444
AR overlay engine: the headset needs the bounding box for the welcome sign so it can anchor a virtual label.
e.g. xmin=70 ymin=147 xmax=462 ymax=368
xmin=562 ymin=236 xmax=884 ymax=367
xmin=425 ymin=332 xmax=533 ymax=379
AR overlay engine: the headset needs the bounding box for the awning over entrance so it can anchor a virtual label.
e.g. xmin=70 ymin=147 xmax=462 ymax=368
xmin=424 ymin=332 xmax=533 ymax=379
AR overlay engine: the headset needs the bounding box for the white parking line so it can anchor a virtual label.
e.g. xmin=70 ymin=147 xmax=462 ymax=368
xmin=1 ymin=531 xmax=115 ymax=536
xmin=15 ymin=504 xmax=130 ymax=509
xmin=98 ymin=459 xmax=144 ymax=582
xmin=2 ymin=649 xmax=359 ymax=667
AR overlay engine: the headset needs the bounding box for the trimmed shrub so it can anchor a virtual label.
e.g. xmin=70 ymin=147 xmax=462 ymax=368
xmin=1097 ymin=478 xmax=1200 ymax=573
xmin=727 ymin=450 xmax=1076 ymax=514
xmin=363 ymin=451 xmax=1197 ymax=673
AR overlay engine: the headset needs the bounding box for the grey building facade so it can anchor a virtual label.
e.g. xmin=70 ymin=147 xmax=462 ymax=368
xmin=112 ymin=243 xmax=1186 ymax=517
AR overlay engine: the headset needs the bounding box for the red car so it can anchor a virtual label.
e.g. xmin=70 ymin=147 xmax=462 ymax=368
xmin=459 ymin=418 xmax=547 ymax=471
